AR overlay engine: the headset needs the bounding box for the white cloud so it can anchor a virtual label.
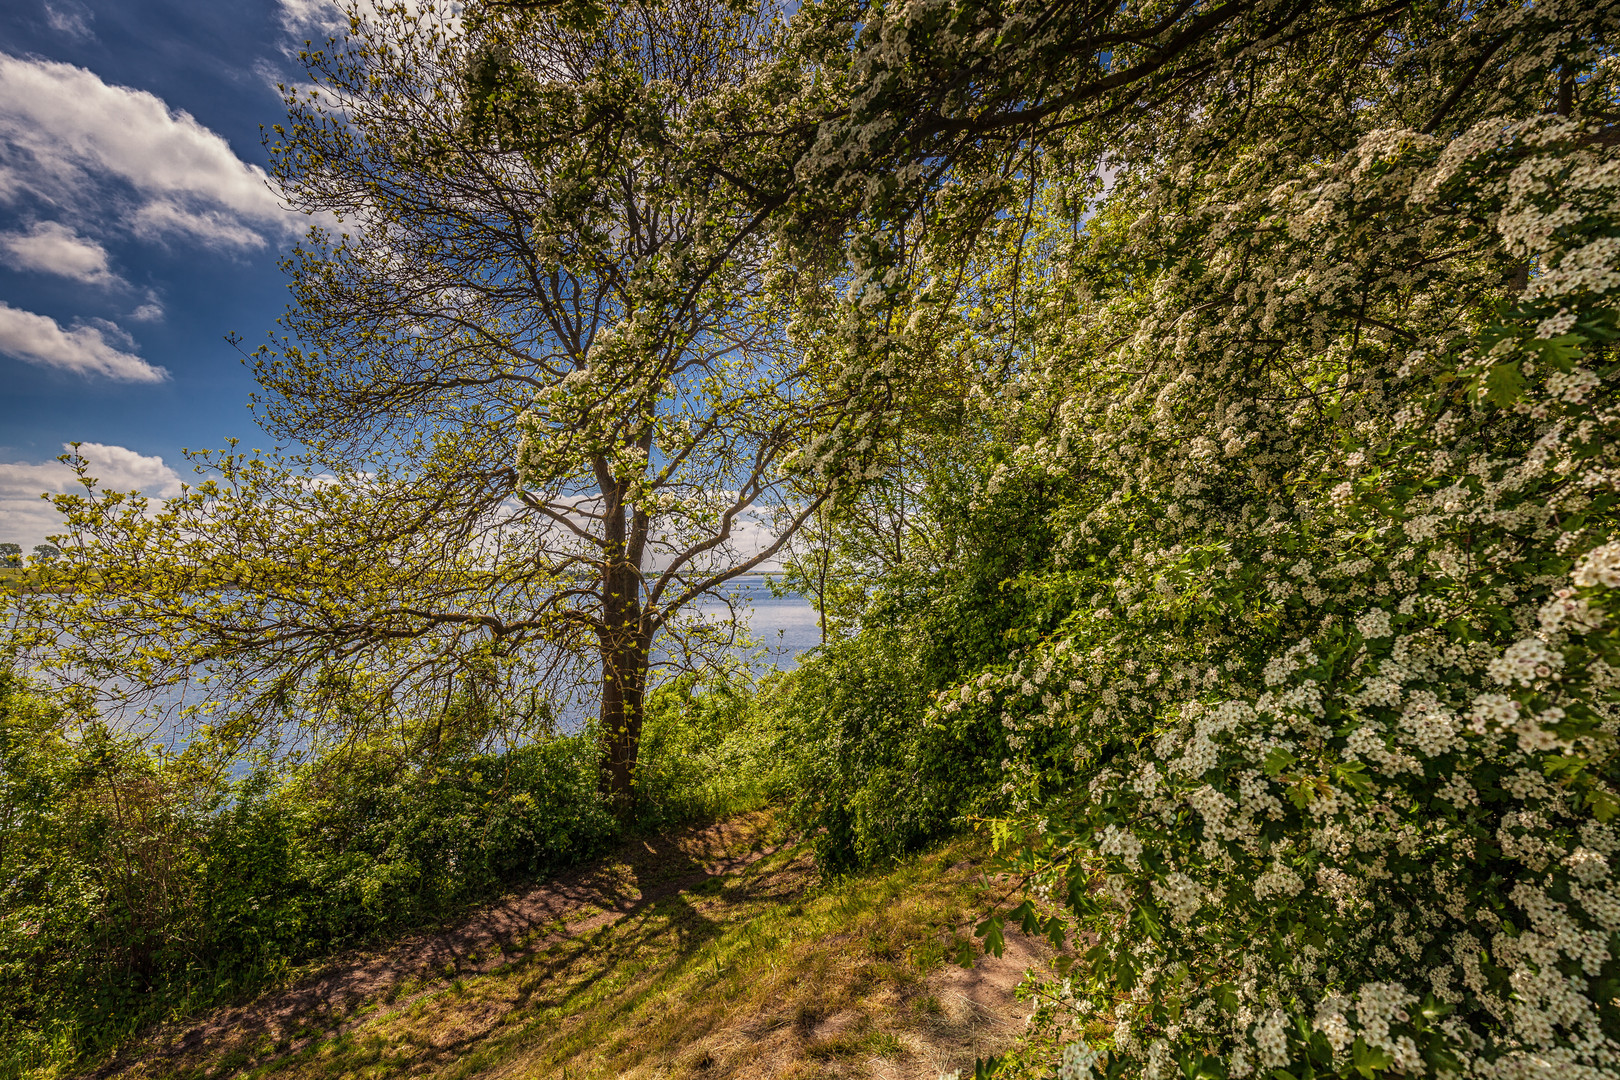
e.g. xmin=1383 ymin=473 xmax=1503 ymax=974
xmin=0 ymin=54 xmax=300 ymax=251
xmin=131 ymin=200 xmax=270 ymax=250
xmin=1 ymin=221 xmax=121 ymax=286
xmin=44 ymin=1 xmax=94 ymax=40
xmin=277 ymin=1 xmax=456 ymax=39
xmin=278 ymin=0 xmax=349 ymax=37
xmin=129 ymin=300 xmax=164 ymax=322
xmin=0 ymin=442 xmax=183 ymax=498
xmin=0 ymin=301 xmax=168 ymax=382
xmin=0 ymin=442 xmax=184 ymax=549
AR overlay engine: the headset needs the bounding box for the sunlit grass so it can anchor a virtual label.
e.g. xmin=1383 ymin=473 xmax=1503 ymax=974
xmin=194 ymin=819 xmax=1014 ymax=1080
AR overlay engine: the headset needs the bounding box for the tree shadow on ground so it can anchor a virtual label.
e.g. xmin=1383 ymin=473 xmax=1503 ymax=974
xmin=91 ymin=812 xmax=789 ymax=1080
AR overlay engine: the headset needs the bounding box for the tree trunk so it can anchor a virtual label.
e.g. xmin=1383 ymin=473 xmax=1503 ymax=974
xmin=597 ymin=482 xmax=650 ymax=807
xmin=598 ymin=621 xmax=650 ymax=808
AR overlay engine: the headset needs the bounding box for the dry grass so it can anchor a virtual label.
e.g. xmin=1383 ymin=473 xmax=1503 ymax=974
xmin=104 ymin=812 xmax=1047 ymax=1080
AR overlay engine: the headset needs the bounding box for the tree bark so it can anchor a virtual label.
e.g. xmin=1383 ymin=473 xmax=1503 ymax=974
xmin=598 ymin=619 xmax=649 ymax=808
xmin=597 ymin=479 xmax=651 ymax=808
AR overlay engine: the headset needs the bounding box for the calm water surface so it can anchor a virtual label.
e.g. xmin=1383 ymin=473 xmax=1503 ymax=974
xmin=701 ymin=576 xmax=822 ymax=670
xmin=90 ymin=576 xmax=819 ymax=744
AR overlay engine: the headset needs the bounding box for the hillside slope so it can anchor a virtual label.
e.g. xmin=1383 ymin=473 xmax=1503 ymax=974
xmin=91 ymin=810 xmax=1049 ymax=1080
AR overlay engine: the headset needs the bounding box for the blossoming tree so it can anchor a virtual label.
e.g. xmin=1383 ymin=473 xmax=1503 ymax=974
xmin=881 ymin=1 xmax=1620 ymax=1076
xmin=31 ymin=0 xmax=871 ymax=801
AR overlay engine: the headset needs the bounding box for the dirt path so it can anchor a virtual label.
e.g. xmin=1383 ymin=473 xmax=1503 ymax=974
xmin=91 ymin=813 xmax=1052 ymax=1080
xmin=94 ymin=813 xmax=789 ymax=1079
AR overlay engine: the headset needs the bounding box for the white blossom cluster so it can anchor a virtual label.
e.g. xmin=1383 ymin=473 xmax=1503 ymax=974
xmin=921 ymin=8 xmax=1620 ymax=1078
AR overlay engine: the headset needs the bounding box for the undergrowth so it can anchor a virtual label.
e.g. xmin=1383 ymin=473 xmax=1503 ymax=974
xmin=0 ymin=669 xmax=781 ymax=1079
xmin=130 ymin=822 xmax=1027 ymax=1080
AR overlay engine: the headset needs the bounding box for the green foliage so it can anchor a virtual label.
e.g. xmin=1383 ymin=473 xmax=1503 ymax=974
xmin=0 ymin=667 xmax=722 ymax=1075
xmin=766 ymin=390 xmax=1096 ymax=872
xmin=634 ymin=674 xmax=785 ymax=826
xmin=776 ymin=5 xmax=1620 ymax=1078
xmin=769 ymin=562 xmax=1063 ymax=871
xmin=0 ymin=659 xmax=790 ymax=1075
xmin=195 ymin=736 xmax=617 ymax=980
xmin=883 ymin=13 xmax=1620 ymax=1079
xmin=771 ymin=605 xmax=957 ymax=871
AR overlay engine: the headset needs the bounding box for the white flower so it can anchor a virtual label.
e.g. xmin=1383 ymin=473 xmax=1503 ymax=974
xmin=1538 ymin=588 xmax=1603 ymax=635
xmin=1534 ymin=309 xmax=1576 ymax=338
xmin=1355 ymin=609 xmax=1393 ymax=639
xmin=1253 ymin=860 xmax=1305 ymax=900
xmin=1152 ymin=871 xmax=1205 ymax=927
xmin=1059 ymin=1042 xmax=1106 ymax=1080
xmin=1486 ymin=638 xmax=1564 ymax=686
xmin=1467 ymin=692 xmax=1520 ymax=732
xmin=1573 ymin=541 xmax=1620 ymax=589
xmin=1253 ymin=1010 xmax=1291 ymax=1069
xmin=1567 ymin=848 xmax=1609 ymax=885
xmin=1099 ymin=824 xmax=1144 ymax=870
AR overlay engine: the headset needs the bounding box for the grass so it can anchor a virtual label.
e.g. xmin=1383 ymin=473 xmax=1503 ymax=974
xmin=110 ymin=812 xmax=1038 ymax=1080
xmin=0 ymin=566 xmax=41 ymax=593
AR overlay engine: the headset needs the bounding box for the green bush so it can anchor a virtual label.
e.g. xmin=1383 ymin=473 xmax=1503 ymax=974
xmin=635 ymin=674 xmax=784 ymax=826
xmin=0 ymin=657 xmax=798 ymax=1075
xmin=769 ymin=556 xmax=1073 ymax=872
xmin=195 ymin=734 xmax=617 ymax=985
xmin=0 ymin=669 xmax=622 ymax=1075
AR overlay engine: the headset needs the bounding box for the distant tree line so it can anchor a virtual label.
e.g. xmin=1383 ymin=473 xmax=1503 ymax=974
xmin=0 ymin=544 xmax=58 ymax=568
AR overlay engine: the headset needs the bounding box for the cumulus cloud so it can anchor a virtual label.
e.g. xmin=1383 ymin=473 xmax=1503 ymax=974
xmin=0 ymin=301 xmax=168 ymax=382
xmin=0 ymin=442 xmax=184 ymax=549
xmin=0 ymin=221 xmax=121 ymax=286
xmin=0 ymin=54 xmax=299 ymax=251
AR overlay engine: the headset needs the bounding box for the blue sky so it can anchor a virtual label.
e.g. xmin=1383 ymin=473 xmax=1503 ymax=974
xmin=0 ymin=0 xmax=333 ymax=547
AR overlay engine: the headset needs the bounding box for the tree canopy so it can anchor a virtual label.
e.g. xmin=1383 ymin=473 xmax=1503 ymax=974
xmin=27 ymin=0 xmax=875 ymax=797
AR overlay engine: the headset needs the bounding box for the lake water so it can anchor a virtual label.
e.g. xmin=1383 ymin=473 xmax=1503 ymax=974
xmin=84 ymin=576 xmax=821 ymax=744
xmin=696 ymin=576 xmax=823 ymax=671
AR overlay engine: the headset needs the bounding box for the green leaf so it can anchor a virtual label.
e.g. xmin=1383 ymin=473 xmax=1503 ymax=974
xmin=1423 ymin=1042 xmax=1463 ymax=1076
xmin=1351 ymin=1037 xmax=1394 ymax=1077
xmin=1117 ymin=951 xmax=1140 ymax=991
xmin=1418 ymin=993 xmax=1454 ymax=1022
xmin=975 ymin=915 xmax=1006 ymax=958
xmin=1333 ymin=761 xmax=1373 ymax=795
xmin=1263 ymin=747 xmax=1297 ymax=777
xmin=1135 ymin=899 xmax=1164 ymax=939
xmin=1482 ymin=361 xmax=1526 ymax=407
xmin=1009 ymin=898 xmax=1040 ymax=936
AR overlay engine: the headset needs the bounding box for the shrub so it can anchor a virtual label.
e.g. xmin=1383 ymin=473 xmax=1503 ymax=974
xmin=945 ymin=52 xmax=1620 ymax=1080
xmin=635 ymin=673 xmax=784 ymax=825
xmin=0 ymin=672 xmax=618 ymax=1074
xmin=769 ymin=555 xmax=1074 ymax=871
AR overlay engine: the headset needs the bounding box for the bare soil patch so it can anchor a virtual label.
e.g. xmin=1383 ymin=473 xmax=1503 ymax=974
xmin=93 ymin=812 xmax=786 ymax=1079
xmin=89 ymin=813 xmax=1051 ymax=1080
